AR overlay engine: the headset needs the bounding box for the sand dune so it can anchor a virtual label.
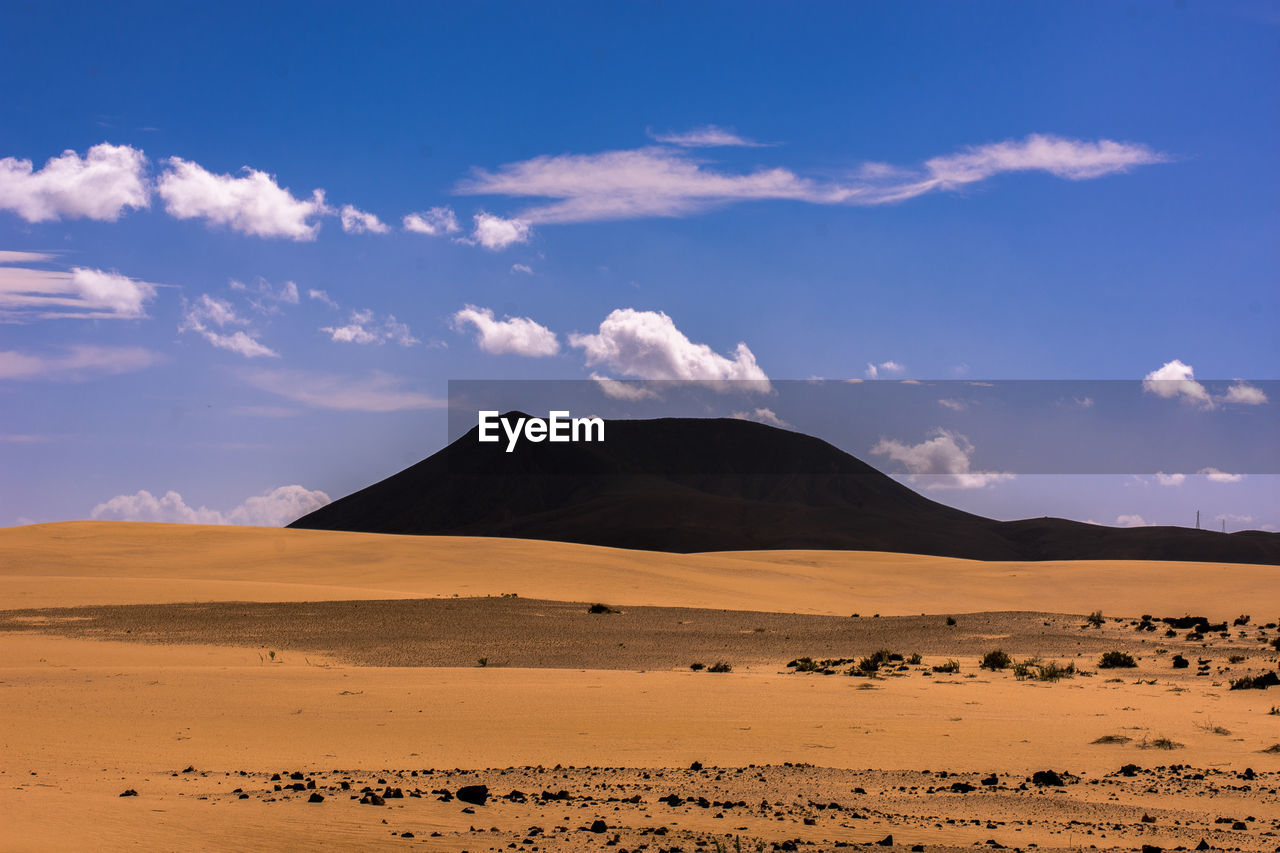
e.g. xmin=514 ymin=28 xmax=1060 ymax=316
xmin=2 ymin=521 xmax=1277 ymax=618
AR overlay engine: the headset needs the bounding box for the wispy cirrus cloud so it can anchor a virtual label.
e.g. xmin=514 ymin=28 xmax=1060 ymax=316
xmin=242 ymin=368 xmax=443 ymax=412
xmin=0 ymin=252 xmax=161 ymax=321
xmin=0 ymin=345 xmax=159 ymax=381
xmin=456 ymin=133 xmax=1167 ymax=225
xmin=0 ymin=143 xmax=149 ymax=222
xmin=157 ymin=157 xmax=331 ymax=240
xmin=646 ymin=124 xmax=770 ymax=148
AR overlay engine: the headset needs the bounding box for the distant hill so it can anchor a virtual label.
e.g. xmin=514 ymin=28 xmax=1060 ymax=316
xmin=289 ymin=415 xmax=1280 ymax=564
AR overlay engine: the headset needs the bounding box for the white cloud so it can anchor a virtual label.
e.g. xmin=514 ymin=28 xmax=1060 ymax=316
xmin=589 ymin=372 xmax=661 ymax=401
xmin=307 ymin=288 xmax=338 ymax=309
xmin=0 ymin=143 xmax=149 ymax=222
xmin=731 ymin=407 xmax=791 ymax=428
xmin=864 ymin=360 xmax=906 ymax=380
xmin=1154 ymin=472 xmax=1186 ymax=487
xmin=870 ymin=429 xmax=1014 ymax=490
xmin=1198 ymin=467 xmax=1244 ymax=483
xmin=456 ymin=134 xmax=1166 ymax=225
xmin=1142 ymin=359 xmax=1213 ymax=409
xmin=452 ymin=304 xmax=559 ymax=357
xmin=0 ymin=345 xmax=158 ymax=381
xmin=1223 ymin=381 xmax=1267 ymax=406
xmin=461 ymin=212 xmax=532 ymax=250
xmin=1115 ymin=514 xmax=1151 ymax=528
xmin=243 ymin=368 xmax=442 ymax=412
xmin=321 ymin=308 xmax=419 ymax=347
xmin=157 ymin=157 xmax=330 ymax=240
xmin=403 ymin=206 xmax=460 ymax=235
xmin=1073 ymin=396 xmax=1095 ymax=408
xmin=938 ymin=398 xmax=967 ymax=411
xmin=510 ymin=263 xmax=533 ymax=275
xmin=647 ymin=125 xmax=768 ymax=147
xmin=0 ymin=255 xmax=160 ymax=320
xmin=569 ymin=309 xmax=768 ymax=389
xmin=91 ymin=485 xmax=330 ymax=527
xmin=231 ymin=277 xmax=300 ymax=314
xmin=339 ymin=204 xmax=389 ymax=234
xmin=179 ymin=294 xmax=278 ymax=358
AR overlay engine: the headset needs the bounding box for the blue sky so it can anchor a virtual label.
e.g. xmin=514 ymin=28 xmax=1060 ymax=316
xmin=1 ymin=1 xmax=1276 ymax=531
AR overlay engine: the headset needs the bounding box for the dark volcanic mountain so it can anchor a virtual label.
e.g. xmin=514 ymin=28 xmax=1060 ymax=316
xmin=290 ymin=415 xmax=1280 ymax=564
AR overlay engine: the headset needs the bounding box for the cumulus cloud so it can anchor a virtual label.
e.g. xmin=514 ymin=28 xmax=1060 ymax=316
xmin=157 ymin=157 xmax=330 ymax=240
xmin=647 ymin=125 xmax=769 ymax=147
xmin=321 ymin=308 xmax=418 ymax=346
xmin=91 ymin=484 xmax=330 ymax=526
xmin=179 ymin=294 xmax=278 ymax=358
xmin=1114 ymin=514 xmax=1150 ymax=528
xmin=1198 ymin=467 xmax=1244 ymax=483
xmin=938 ymin=398 xmax=967 ymax=411
xmin=0 ymin=143 xmax=149 ymax=222
xmin=510 ymin=263 xmax=533 ymax=275
xmin=1154 ymin=472 xmax=1186 ymax=487
xmin=870 ymin=429 xmax=1014 ymax=490
xmin=731 ymin=407 xmax=791 ymax=428
xmin=339 ymin=204 xmax=389 ymax=234
xmin=1223 ymin=381 xmax=1267 ymax=406
xmin=452 ymin=304 xmax=559 ymax=356
xmin=864 ymin=360 xmax=905 ymax=380
xmin=403 ymin=206 xmax=460 ymax=236
xmin=460 ymin=212 xmax=532 ymax=250
xmin=569 ymin=309 xmax=768 ymax=389
xmin=0 ymin=254 xmax=160 ymax=320
xmin=456 ymin=134 xmax=1166 ymax=225
xmin=0 ymin=345 xmax=159 ymax=381
xmin=242 ymin=368 xmax=442 ymax=412
xmin=1142 ymin=359 xmax=1213 ymax=409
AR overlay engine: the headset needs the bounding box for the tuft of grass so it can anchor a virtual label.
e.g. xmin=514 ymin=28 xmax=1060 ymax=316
xmin=587 ymin=603 xmax=619 ymax=614
xmin=1261 ymin=743 xmax=1280 ymax=754
xmin=1137 ymin=735 xmax=1184 ymax=750
xmin=931 ymin=659 xmax=960 ymax=674
xmin=981 ymin=649 xmax=1012 ymax=671
xmin=1091 ymin=734 xmax=1132 ymax=744
xmin=1086 ymin=610 xmax=1105 ymax=628
xmin=707 ymin=661 xmax=733 ymax=674
xmin=1034 ymin=661 xmax=1077 ymax=682
xmin=1098 ymin=650 xmax=1137 ymax=669
xmin=907 ymin=652 xmax=922 ymax=666
xmin=1193 ymin=720 xmax=1231 ymax=736
xmin=689 ymin=662 xmax=706 ymax=671
xmin=476 ymin=657 xmax=488 ymax=668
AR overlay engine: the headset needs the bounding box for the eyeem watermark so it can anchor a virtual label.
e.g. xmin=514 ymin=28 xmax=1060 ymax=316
xmin=477 ymin=410 xmax=605 ymax=452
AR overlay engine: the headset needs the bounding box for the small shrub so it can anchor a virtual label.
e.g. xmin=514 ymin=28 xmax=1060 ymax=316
xmin=708 ymin=661 xmax=732 ymax=673
xmin=1229 ymin=654 xmax=1246 ymax=664
xmin=1194 ymin=720 xmax=1230 ymax=736
xmin=1269 ymin=706 xmax=1280 ymax=715
xmin=476 ymin=657 xmax=488 ymax=668
xmin=1230 ymin=671 xmax=1280 ymax=690
xmin=1091 ymin=734 xmax=1131 ymax=744
xmin=981 ymin=650 xmax=1012 ymax=671
xmin=1086 ymin=610 xmax=1105 ymax=628
xmin=945 ymin=616 xmax=957 ymax=626
xmin=932 ymin=659 xmax=960 ymax=674
xmin=689 ymin=662 xmax=705 ymax=671
xmin=1098 ymin=651 xmax=1137 ymax=669
xmin=1034 ymin=661 xmax=1077 ymax=682
xmin=1138 ymin=736 xmax=1184 ymax=750
xmin=587 ymin=603 xmax=619 ymax=614
xmin=907 ymin=652 xmax=922 ymax=665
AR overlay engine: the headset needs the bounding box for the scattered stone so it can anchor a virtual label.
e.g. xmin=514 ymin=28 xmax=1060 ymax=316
xmin=456 ymin=784 xmax=489 ymax=806
xmin=119 ymin=789 xmax=138 ymax=797
xmin=308 ymin=792 xmax=324 ymax=803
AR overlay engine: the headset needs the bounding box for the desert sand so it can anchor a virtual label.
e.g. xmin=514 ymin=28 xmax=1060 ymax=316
xmin=2 ymin=522 xmax=1279 ymax=851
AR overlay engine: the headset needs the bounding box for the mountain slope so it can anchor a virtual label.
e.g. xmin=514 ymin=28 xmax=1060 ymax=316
xmin=290 ymin=415 xmax=1280 ymax=564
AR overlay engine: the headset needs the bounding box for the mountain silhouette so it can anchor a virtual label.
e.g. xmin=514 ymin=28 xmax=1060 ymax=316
xmin=289 ymin=415 xmax=1280 ymax=564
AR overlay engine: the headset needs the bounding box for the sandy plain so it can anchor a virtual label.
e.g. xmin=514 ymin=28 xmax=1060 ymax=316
xmin=1 ymin=521 xmax=1279 ymax=851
